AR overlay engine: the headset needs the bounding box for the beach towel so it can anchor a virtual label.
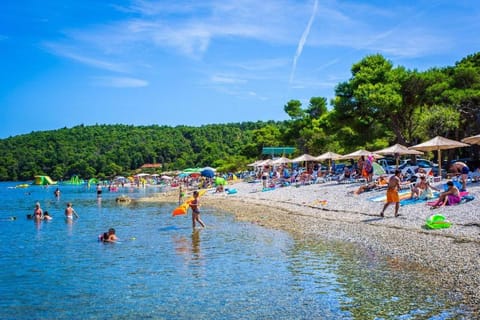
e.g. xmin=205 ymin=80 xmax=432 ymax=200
xmin=399 ymin=190 xmax=442 ymax=206
xmin=426 ymin=191 xmax=469 ymax=207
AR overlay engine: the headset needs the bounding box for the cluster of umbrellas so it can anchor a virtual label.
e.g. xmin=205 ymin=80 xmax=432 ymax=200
xmin=177 ymin=167 xmax=217 ymax=178
xmin=249 ymin=134 xmax=480 ymax=175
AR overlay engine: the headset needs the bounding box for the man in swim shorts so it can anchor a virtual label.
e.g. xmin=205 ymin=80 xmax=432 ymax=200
xmin=450 ymin=162 xmax=469 ymax=191
xmin=96 ymin=184 xmax=102 ymax=197
xmin=380 ymin=170 xmax=401 ymax=217
xmin=64 ymin=202 xmax=79 ymax=220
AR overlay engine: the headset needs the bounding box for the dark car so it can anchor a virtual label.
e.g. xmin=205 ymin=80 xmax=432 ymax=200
xmin=398 ymin=158 xmax=443 ymax=176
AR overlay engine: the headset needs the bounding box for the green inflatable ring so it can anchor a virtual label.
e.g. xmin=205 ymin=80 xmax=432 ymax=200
xmin=425 ymin=214 xmax=452 ymax=229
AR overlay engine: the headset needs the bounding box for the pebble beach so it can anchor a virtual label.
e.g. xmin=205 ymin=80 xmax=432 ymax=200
xmin=141 ymin=179 xmax=480 ymax=312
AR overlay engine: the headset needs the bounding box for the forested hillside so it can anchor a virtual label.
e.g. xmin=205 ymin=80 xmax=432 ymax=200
xmin=0 ymin=122 xmax=278 ymax=181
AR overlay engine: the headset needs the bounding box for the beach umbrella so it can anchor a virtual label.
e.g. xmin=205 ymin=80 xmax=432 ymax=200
xmin=461 ymin=133 xmax=480 ymax=145
xmin=215 ymin=177 xmax=227 ymax=186
xmin=135 ymin=173 xmax=150 ymax=177
xmin=315 ymin=152 xmax=343 ymax=171
xmin=340 ymin=149 xmax=383 ymax=160
xmin=291 ymin=154 xmax=317 ymax=172
xmin=372 ymin=162 xmax=386 ymax=176
xmin=247 ymin=160 xmax=263 ymax=167
xmin=315 ymin=151 xmax=343 ymax=161
xmin=200 ymin=168 xmax=215 ymax=178
xmin=409 ymin=136 xmax=470 ymax=177
xmin=374 ymin=144 xmax=423 ymax=166
xmin=272 ymin=156 xmax=292 ymax=165
xmin=257 ymin=159 xmax=273 ymax=166
xmin=291 ymin=154 xmax=317 ymax=163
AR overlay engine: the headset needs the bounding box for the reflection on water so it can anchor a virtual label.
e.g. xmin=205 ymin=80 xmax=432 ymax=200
xmin=0 ymin=182 xmax=475 ymax=319
xmin=191 ymin=229 xmax=201 ymax=257
xmin=287 ymin=239 xmax=472 ymax=319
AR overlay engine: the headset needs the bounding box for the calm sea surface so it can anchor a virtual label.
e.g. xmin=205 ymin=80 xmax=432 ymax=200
xmin=0 ymin=182 xmax=473 ymax=319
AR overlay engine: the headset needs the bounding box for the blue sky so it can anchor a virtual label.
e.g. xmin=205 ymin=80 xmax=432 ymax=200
xmin=1 ymin=0 xmax=479 ymax=138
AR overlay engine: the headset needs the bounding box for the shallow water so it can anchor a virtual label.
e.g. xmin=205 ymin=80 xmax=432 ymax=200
xmin=0 ymin=182 xmax=473 ymax=319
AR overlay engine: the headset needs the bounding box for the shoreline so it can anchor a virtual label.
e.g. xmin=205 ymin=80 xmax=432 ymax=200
xmin=139 ymin=180 xmax=480 ymax=310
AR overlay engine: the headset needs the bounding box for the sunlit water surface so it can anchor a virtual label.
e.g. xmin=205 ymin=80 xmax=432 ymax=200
xmin=0 ymin=182 xmax=473 ymax=319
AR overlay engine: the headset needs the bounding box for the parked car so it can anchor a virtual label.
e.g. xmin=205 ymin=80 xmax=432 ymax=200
xmin=398 ymin=158 xmax=443 ymax=176
xmin=377 ymin=158 xmax=396 ymax=173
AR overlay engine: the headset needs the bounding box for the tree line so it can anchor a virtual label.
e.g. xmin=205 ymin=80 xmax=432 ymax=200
xmin=1 ymin=52 xmax=479 ymax=181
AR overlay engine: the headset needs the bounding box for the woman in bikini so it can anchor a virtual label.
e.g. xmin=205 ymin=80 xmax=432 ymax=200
xmin=33 ymin=202 xmax=43 ymax=221
xmin=189 ymin=191 xmax=206 ymax=229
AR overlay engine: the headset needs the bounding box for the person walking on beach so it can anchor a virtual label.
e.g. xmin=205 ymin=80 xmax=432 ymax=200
xmin=189 ymin=191 xmax=206 ymax=229
xmin=64 ymin=202 xmax=79 ymax=220
xmin=380 ymin=170 xmax=401 ymax=217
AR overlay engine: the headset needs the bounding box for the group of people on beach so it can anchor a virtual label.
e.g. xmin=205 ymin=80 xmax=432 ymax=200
xmin=379 ymin=169 xmax=464 ymax=217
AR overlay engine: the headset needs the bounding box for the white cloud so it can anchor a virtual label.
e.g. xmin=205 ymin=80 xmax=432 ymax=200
xmin=211 ymin=75 xmax=247 ymax=84
xmin=43 ymin=42 xmax=129 ymax=73
xmin=91 ymin=76 xmax=149 ymax=88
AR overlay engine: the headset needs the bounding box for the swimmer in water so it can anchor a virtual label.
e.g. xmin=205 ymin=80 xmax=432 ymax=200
xmin=64 ymin=202 xmax=79 ymax=220
xmin=101 ymin=228 xmax=118 ymax=242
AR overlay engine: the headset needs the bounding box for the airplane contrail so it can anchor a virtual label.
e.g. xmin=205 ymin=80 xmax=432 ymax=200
xmin=289 ymin=0 xmax=319 ymax=84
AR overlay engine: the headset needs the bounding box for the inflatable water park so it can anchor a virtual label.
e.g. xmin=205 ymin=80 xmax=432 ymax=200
xmin=33 ymin=175 xmax=57 ymax=185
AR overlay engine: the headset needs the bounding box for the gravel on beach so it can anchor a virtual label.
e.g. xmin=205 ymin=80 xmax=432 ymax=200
xmin=140 ymin=179 xmax=480 ymax=310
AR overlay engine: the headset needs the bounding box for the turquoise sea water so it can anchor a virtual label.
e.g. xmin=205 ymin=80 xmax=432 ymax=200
xmin=0 ymin=182 xmax=473 ymax=319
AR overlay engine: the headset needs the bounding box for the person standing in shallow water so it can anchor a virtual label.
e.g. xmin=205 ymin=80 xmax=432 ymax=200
xmin=380 ymin=170 xmax=401 ymax=218
xmin=64 ymin=202 xmax=79 ymax=220
xmin=178 ymin=185 xmax=184 ymax=205
xmin=189 ymin=191 xmax=206 ymax=229
xmin=33 ymin=202 xmax=43 ymax=220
